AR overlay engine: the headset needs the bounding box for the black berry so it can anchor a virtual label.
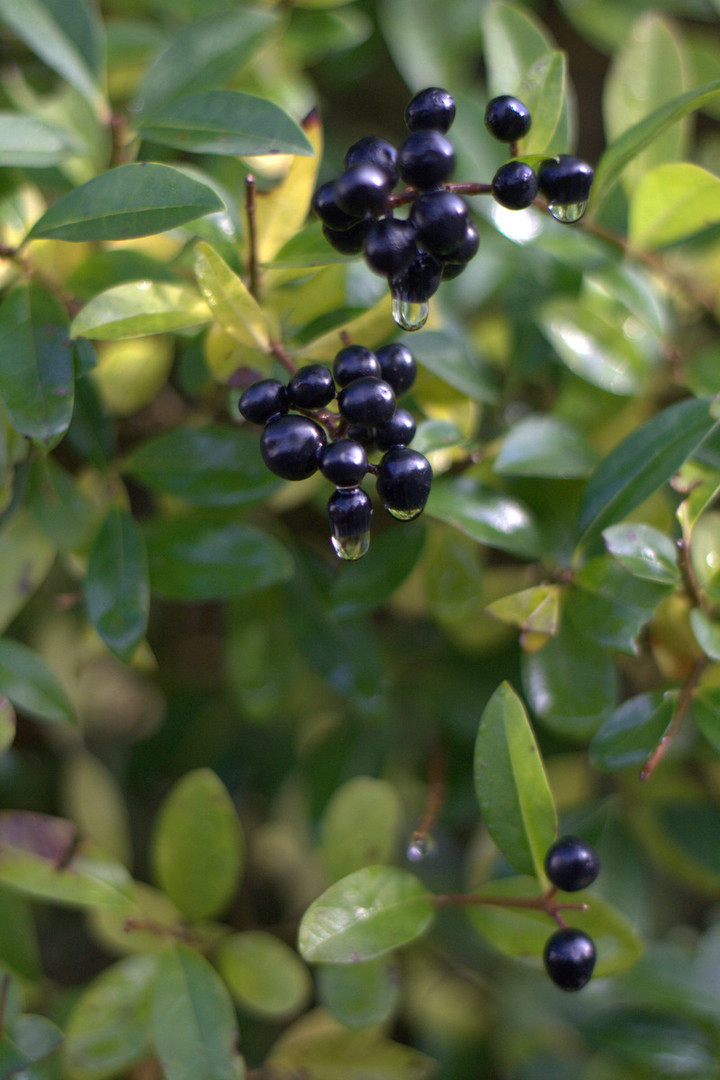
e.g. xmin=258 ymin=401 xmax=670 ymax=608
xmin=491 ymin=160 xmax=538 ymax=210
xmin=440 ymin=220 xmax=480 ymax=277
xmin=344 ymin=136 xmax=398 ymax=186
xmin=543 ymin=928 xmax=596 ymax=991
xmin=410 ymin=190 xmax=469 ymax=256
xmin=398 ymin=130 xmax=455 ymax=190
xmin=537 ymin=155 xmax=594 ymax=207
xmin=376 ymin=343 xmax=417 ymax=396
xmin=545 ymin=836 xmax=600 ymax=892
xmin=312 ymin=181 xmax=362 ymax=231
xmin=334 ymin=164 xmax=392 ymax=217
xmin=390 ymin=251 xmax=442 ymax=303
xmin=375 ymin=408 xmax=417 ymax=450
xmin=338 ymin=376 xmax=396 ymax=426
xmin=287 ymin=365 xmax=335 ymax=410
xmin=484 ymin=95 xmax=532 ymax=143
xmin=239 ymin=379 xmax=288 ymax=425
xmin=333 ymin=345 xmax=380 ymax=388
xmin=320 ymin=438 xmax=368 ymax=487
xmin=346 ymin=423 xmax=376 ymax=449
xmin=260 ymin=414 xmax=326 ymax=481
xmin=327 ymin=486 xmax=373 ymax=561
xmin=376 ymin=446 xmax=432 ymax=520
xmin=322 ymin=219 xmax=370 ymax=255
xmin=405 ymin=87 xmax=456 ymax=133
xmin=364 ymin=218 xmax=418 ymax=278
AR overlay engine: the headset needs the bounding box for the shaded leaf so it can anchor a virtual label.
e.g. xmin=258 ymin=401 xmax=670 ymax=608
xmin=0 ymin=1013 xmax=63 ymax=1078
xmin=0 ymin=699 xmax=14 ymax=757
xmin=71 ymin=282 xmax=211 ymax=340
xmin=0 ymin=509 xmax=56 ymax=634
xmin=320 ymin=777 xmax=403 ymax=883
xmin=0 ymin=113 xmax=80 ymax=167
xmin=406 ymin=329 xmax=497 ymax=404
xmin=318 ymin=957 xmax=399 ymax=1031
xmin=86 ymin=508 xmax=149 ymax=663
xmin=566 ymin=554 xmax=671 ymax=653
xmin=27 ymin=455 xmax=102 ymax=552
xmin=216 ymin=932 xmax=311 ymax=1019
xmin=494 ymin=415 xmax=596 ymax=478
xmin=603 ymin=522 xmax=681 ymax=585
xmin=690 ymin=609 xmax=720 ymax=661
xmin=428 ymin=476 xmax=540 ymax=559
xmin=0 ymin=638 xmax=73 ymax=725
xmin=0 ymin=886 xmax=40 ymax=979
xmin=590 ymin=691 xmax=677 ymax=771
xmin=270 ymin=221 xmax=357 ymax=268
xmin=329 ymin=522 xmax=426 ymax=618
xmin=194 ymin=242 xmax=270 ymax=350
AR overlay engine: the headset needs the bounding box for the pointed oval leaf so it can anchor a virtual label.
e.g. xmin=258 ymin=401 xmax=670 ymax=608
xmin=216 ymin=931 xmax=311 ymax=1020
xmin=71 ymin=282 xmax=211 ymax=340
xmin=517 ymin=50 xmax=567 ymax=155
xmin=151 ymin=768 xmax=244 ymax=922
xmin=194 ymin=242 xmax=270 ymax=350
xmin=0 ymin=638 xmax=74 ymax=725
xmin=0 ymin=509 xmax=56 ymax=634
xmin=427 ymin=477 xmax=540 ymax=559
xmin=139 ymin=91 xmax=313 ymax=157
xmin=320 ymin=777 xmax=403 ymax=882
xmin=603 ymin=523 xmax=680 ymax=585
xmin=27 ymin=455 xmax=103 ymax=552
xmin=152 ymin=944 xmax=244 ymax=1080
xmin=318 ymin=957 xmax=400 ymax=1030
xmin=28 ymin=164 xmax=224 ymax=242
xmin=486 ymin=584 xmax=560 ymax=636
xmin=0 ymin=283 xmax=74 ymax=447
xmin=86 ymin=508 xmax=149 ymax=663
xmin=256 ymin=110 xmax=322 ymax=264
xmin=590 ymin=691 xmax=677 ymax=772
xmin=630 ymin=163 xmax=720 ymax=249
xmin=0 ymin=113 xmax=80 ymax=167
xmin=482 ymin=1 xmax=554 ymax=100
xmin=494 ymin=415 xmax=596 ymax=478
xmin=298 ymin=866 xmax=434 ymax=964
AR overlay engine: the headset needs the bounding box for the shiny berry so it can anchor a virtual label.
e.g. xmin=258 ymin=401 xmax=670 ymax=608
xmin=484 ymin=95 xmax=532 ymax=143
xmin=328 ymin=487 xmax=372 ymax=561
xmin=364 ymin=218 xmax=418 ymax=278
xmin=334 ymin=164 xmax=392 ymax=217
xmin=410 ymin=190 xmax=469 ymax=255
xmin=376 ymin=446 xmax=432 ymax=520
xmin=391 ymin=251 xmax=442 ymax=303
xmin=398 ymin=131 xmax=455 ymax=189
xmin=345 ymin=136 xmax=398 ymax=186
xmin=346 ymin=424 xmax=376 ymax=449
xmin=543 ymin=928 xmax=596 ymax=991
xmin=312 ymin=181 xmax=362 ymax=230
xmin=376 ymin=343 xmax=417 ymax=396
xmin=440 ymin=220 xmax=480 ymax=276
xmin=545 ymin=836 xmax=600 ymax=892
xmin=333 ymin=345 xmax=380 ymax=388
xmin=322 ymin=219 xmax=370 ymax=255
xmin=320 ymin=438 xmax=368 ymax=487
xmin=338 ymin=376 xmax=396 ymax=425
xmin=239 ymin=379 xmax=288 ymax=425
xmin=287 ymin=365 xmax=335 ymax=410
xmin=260 ymin=414 xmax=326 ymax=481
xmin=375 ymin=408 xmax=417 ymax=450
xmin=537 ymin=155 xmax=594 ymax=206
xmin=405 ymin=87 xmax=456 ymax=133
xmin=492 ymin=160 xmax=538 ymax=209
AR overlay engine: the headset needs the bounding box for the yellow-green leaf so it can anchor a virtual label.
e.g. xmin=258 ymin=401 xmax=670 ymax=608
xmin=255 ymin=110 xmax=323 ymax=265
xmin=486 ymin=585 xmax=560 ymax=636
xmin=194 ymin=241 xmax=271 ymax=350
xmin=71 ymin=282 xmax=211 ymax=340
xmin=630 ymin=163 xmax=720 ymax=249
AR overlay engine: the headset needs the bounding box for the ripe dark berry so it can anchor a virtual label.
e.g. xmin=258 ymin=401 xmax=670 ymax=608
xmin=376 ymin=446 xmax=432 ymax=520
xmin=312 ymin=181 xmax=362 ymax=231
xmin=376 ymin=343 xmax=417 ymax=396
xmin=405 ymin=87 xmax=456 ymax=133
xmin=492 ymin=160 xmax=538 ymax=210
xmin=537 ymin=155 xmax=594 ymax=207
xmin=327 ymin=487 xmax=372 ymax=561
xmin=398 ymin=131 xmax=455 ymax=190
xmin=391 ymin=251 xmax=442 ymax=303
xmin=346 ymin=423 xmax=376 ymax=449
xmin=338 ymin=377 xmax=396 ymax=426
xmin=333 ymin=345 xmax=380 ymax=388
xmin=320 ymin=438 xmax=368 ymax=487
xmin=375 ymin=408 xmax=417 ymax=450
xmin=287 ymin=365 xmax=335 ymax=410
xmin=484 ymin=95 xmax=532 ymax=143
xmin=260 ymin=414 xmax=326 ymax=481
xmin=410 ymin=190 xmax=469 ymax=256
xmin=344 ymin=137 xmax=398 ymax=186
xmin=440 ymin=220 xmax=480 ymax=278
xmin=239 ymin=379 xmax=288 ymax=425
xmin=545 ymin=836 xmax=600 ymax=892
xmin=322 ymin=219 xmax=370 ymax=255
xmin=364 ymin=218 xmax=418 ymax=278
xmin=543 ymin=928 xmax=596 ymax=991
xmin=334 ymin=164 xmax=392 ymax=217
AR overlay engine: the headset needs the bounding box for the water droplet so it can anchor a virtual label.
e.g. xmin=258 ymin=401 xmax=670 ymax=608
xmin=386 ymin=506 xmax=424 ymax=521
xmin=407 ymin=835 xmax=436 ymax=862
xmin=331 ymin=530 xmax=370 ymax=560
xmin=548 ymin=201 xmax=587 ymax=224
xmin=392 ymin=296 xmax=429 ymax=331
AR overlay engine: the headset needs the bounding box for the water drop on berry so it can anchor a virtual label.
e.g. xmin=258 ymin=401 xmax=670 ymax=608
xmin=331 ymin=530 xmax=371 ymax=561
xmin=392 ymin=295 xmax=429 ymax=332
xmin=548 ymin=201 xmax=587 ymax=224
xmin=328 ymin=487 xmax=372 ymax=561
xmin=407 ymin=835 xmax=436 ymax=862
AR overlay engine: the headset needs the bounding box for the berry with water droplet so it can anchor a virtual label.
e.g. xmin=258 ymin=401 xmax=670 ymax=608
xmin=328 ymin=487 xmax=372 ymax=561
xmin=239 ymin=380 xmax=288 ymax=425
xmin=376 ymin=446 xmax=432 ymax=520
xmin=391 ymin=250 xmax=442 ymax=303
xmin=543 ymin=928 xmax=596 ymax=991
xmin=287 ymin=365 xmax=335 ymax=410
xmin=538 ymin=155 xmax=594 ymax=208
xmin=398 ymin=130 xmax=455 ymax=190
xmin=405 ymin=87 xmax=456 ymax=133
xmin=333 ymin=345 xmax=380 ymax=387
xmin=320 ymin=438 xmax=368 ymax=487
xmin=376 ymin=343 xmax=417 ymax=396
xmin=491 ymin=160 xmax=538 ymax=210
xmin=260 ymin=414 xmax=326 ymax=481
xmin=338 ymin=376 xmax=396 ymax=426
xmin=545 ymin=836 xmax=600 ymax=892
xmin=484 ymin=95 xmax=532 ymax=143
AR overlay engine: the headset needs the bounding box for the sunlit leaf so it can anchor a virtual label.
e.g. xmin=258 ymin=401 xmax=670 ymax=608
xmin=216 ymin=932 xmax=311 ymax=1019
xmin=428 ymin=476 xmax=540 ymax=559
xmin=255 ymin=109 xmax=322 ymax=264
xmin=71 ymin=282 xmax=211 ymax=340
xmin=603 ymin=523 xmax=681 ymax=585
xmin=630 ymin=163 xmax=720 ymax=248
xmin=486 ymin=584 xmax=560 ymax=636
xmin=194 ymin=242 xmax=271 ymax=350
xmin=494 ymin=415 xmax=596 ymax=478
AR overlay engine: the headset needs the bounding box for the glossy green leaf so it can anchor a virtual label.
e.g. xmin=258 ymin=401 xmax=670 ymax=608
xmin=144 ymin=515 xmax=293 ymax=601
xmin=482 ymin=1 xmax=554 ymax=101
xmin=66 ymin=375 xmax=116 ymax=468
xmin=0 ymin=509 xmax=56 ymax=634
xmin=591 ymin=691 xmax=677 ymax=772
xmin=466 ymin=876 xmax=643 ymax=977
xmin=298 ymin=866 xmax=435 ymax=964
xmin=428 ymin=476 xmax=539 ymax=559
xmin=630 ymin=163 xmax=720 ymax=249
xmin=71 ymin=282 xmax=211 ymax=340
xmin=320 ymin=777 xmax=403 ymax=882
xmin=577 ymin=397 xmax=719 ymax=551
xmin=587 ymin=1007 xmax=716 ymax=1074
xmin=486 ymin=584 xmax=560 ymax=637
xmin=151 ymin=768 xmax=243 ymax=922
xmin=474 ymin=682 xmax=557 ymax=881
xmin=495 ymin=415 xmax=596 ymax=478
xmin=517 ymin=50 xmax=567 ymax=155
xmin=135 ymin=8 xmax=277 ymax=116
xmin=567 ymin=554 xmax=672 ymax=653
xmin=65 ymin=955 xmax=157 ymax=1080
xmin=216 ymin=931 xmax=311 ymax=1019
xmin=0 ymin=113 xmax=80 ymax=167
xmin=194 ymin=242 xmax=271 ymax=350
xmin=407 ymin=330 xmax=497 ymax=404
xmin=0 ymin=1013 xmax=63 ymax=1078
xmin=28 ymin=164 xmax=224 ymax=242
xmin=0 ymin=887 xmax=40 ymax=979
xmin=0 ymin=283 xmax=74 ymax=447
xmin=592 ymin=78 xmax=720 ymax=208
xmin=318 ymin=957 xmax=399 ymax=1030
xmin=151 ymin=944 xmax=244 ymax=1080
xmin=0 ymin=638 xmax=73 ymax=725
xmin=270 ymin=222 xmax=357 ymax=268
xmin=690 ymin=609 xmax=720 ymax=661
xmin=27 ymin=455 xmax=102 ymax=552
xmin=139 ymin=91 xmax=313 ymax=157
xmin=329 ymin=522 xmax=426 ymax=617
xmin=86 ymin=508 xmax=149 ymax=663
xmin=603 ymin=523 xmax=680 ymax=585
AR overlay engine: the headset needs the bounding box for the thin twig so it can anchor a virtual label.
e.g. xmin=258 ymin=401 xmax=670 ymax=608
xmin=434 ymin=888 xmax=588 ymax=928
xmin=409 ymin=742 xmax=446 ymax=857
xmin=640 ymin=659 xmax=705 ymax=781
xmin=245 ymin=174 xmax=261 ymax=302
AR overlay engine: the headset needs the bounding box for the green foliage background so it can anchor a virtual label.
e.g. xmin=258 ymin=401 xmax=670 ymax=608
xmin=0 ymin=0 xmax=720 ymax=1077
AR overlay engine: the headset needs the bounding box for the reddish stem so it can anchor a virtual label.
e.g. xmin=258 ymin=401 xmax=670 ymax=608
xmin=245 ymin=174 xmax=261 ymax=302
xmin=640 ymin=659 xmax=704 ymax=781
xmin=434 ymin=887 xmax=588 ymax=929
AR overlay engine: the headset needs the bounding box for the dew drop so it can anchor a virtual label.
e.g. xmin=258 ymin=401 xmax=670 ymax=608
xmin=386 ymin=506 xmax=424 ymax=521
xmin=331 ymin=530 xmax=370 ymax=561
xmin=407 ymin=835 xmax=436 ymax=862
xmin=548 ymin=201 xmax=587 ymax=224
xmin=392 ymin=296 xmax=429 ymax=331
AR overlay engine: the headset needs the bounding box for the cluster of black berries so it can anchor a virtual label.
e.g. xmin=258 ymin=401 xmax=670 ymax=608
xmin=542 ymin=835 xmax=601 ymax=991
xmin=312 ymin=88 xmax=478 ymax=328
xmin=238 ymin=344 xmax=432 ymax=560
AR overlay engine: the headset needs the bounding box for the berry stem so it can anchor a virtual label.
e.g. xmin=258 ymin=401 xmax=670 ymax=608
xmin=268 ymin=338 xmax=298 ymax=376
xmin=434 ymin=888 xmax=589 ymax=923
xmin=410 ymin=740 xmax=446 ymax=855
xmin=640 ymin=658 xmax=705 ymax=781
xmin=245 ymin=174 xmax=261 ymax=302
xmin=387 ymin=181 xmax=493 ymax=209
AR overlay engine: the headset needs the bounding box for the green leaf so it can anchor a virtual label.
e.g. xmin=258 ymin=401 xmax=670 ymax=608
xmin=71 ymin=282 xmax=211 ymax=340
xmin=151 ymin=768 xmax=244 ymax=922
xmin=630 ymin=163 xmax=720 ymax=248
xmin=318 ymin=957 xmax=399 ymax=1030
xmin=27 ymin=455 xmax=103 ymax=552
xmin=517 ymin=50 xmax=567 ymax=155
xmin=28 ymin=164 xmax=224 ymax=242
xmin=473 ymin=682 xmax=557 ymax=881
xmin=690 ymin=609 xmax=720 ymax=661
xmin=0 ymin=699 xmax=15 ymax=758
xmin=0 ymin=283 xmax=74 ymax=447
xmin=216 ymin=932 xmax=311 ymax=1020
xmin=0 ymin=638 xmax=74 ymax=725
xmin=591 ymin=78 xmax=720 ymax=208
xmin=577 ymin=397 xmax=719 ymax=551
xmin=135 ymin=8 xmax=277 ymax=116
xmin=466 ymin=876 xmax=643 ymax=977
xmin=567 ymin=555 xmax=671 ymax=654
xmin=124 ymin=424 xmax=281 ymax=508
xmin=194 ymin=242 xmax=271 ymax=350
xmin=138 ymin=91 xmax=313 ymax=157
xmin=590 ymin=691 xmax=677 ymax=771
xmin=270 ymin=222 xmax=357 ymax=269
xmin=144 ymin=515 xmax=293 ymax=601
xmin=65 ymin=955 xmax=157 ymax=1080
xmin=0 ymin=887 xmax=40 ymax=979
xmin=86 ymin=508 xmax=149 ymax=663
xmin=0 ymin=112 xmax=80 ymax=167
xmin=0 ymin=509 xmax=56 ymax=634
xmin=66 ymin=375 xmax=116 ymax=468
xmin=0 ymin=0 xmax=106 ymax=116
xmin=0 ymin=1013 xmax=63 ymax=1078
xmin=603 ymin=523 xmax=681 ymax=585
xmin=482 ymin=1 xmax=554 ymax=101
xmin=486 ymin=584 xmax=560 ymax=637
xmin=298 ymin=866 xmax=435 ymax=964
xmin=692 ymin=685 xmax=720 ymax=751
xmin=407 ymin=330 xmax=497 ymax=405
xmin=320 ymin=777 xmax=403 ymax=882
xmin=494 ymin=415 xmax=597 ymax=478
xmin=427 ymin=476 xmax=540 ymax=559
xmin=329 ymin=522 xmax=426 ymax=618
xmin=152 ymin=944 xmax=244 ymax=1080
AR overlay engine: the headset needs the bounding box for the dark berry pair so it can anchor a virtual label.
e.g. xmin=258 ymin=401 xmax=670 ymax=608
xmin=542 ymin=835 xmax=600 ymax=992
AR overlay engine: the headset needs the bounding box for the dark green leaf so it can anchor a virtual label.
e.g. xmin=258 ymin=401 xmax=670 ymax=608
xmin=86 ymin=508 xmax=150 ymax=663
xmin=587 ymin=1007 xmax=716 ymax=1072
xmin=494 ymin=415 xmax=597 ymax=478
xmin=27 ymin=455 xmax=102 ymax=552
xmin=28 ymin=164 xmax=224 ymax=242
xmin=0 ymin=113 xmax=80 ymax=167
xmin=270 ymin=222 xmax=357 ymax=268
xmin=603 ymin=522 xmax=681 ymax=585
xmin=406 ymin=330 xmax=498 ymax=404
xmin=216 ymin=931 xmax=311 ymax=1019
xmin=693 ymin=685 xmax=720 ymax=751
xmin=0 ymin=1013 xmax=63 ymax=1078
xmin=329 ymin=522 xmax=426 ymax=617
xmin=428 ymin=476 xmax=540 ymax=559
xmin=566 ymin=555 xmax=671 ymax=653
xmin=0 ymin=699 xmax=15 ymax=758
xmin=590 ymin=691 xmax=677 ymax=771
xmin=66 ymin=375 xmax=116 ymax=467
xmin=0 ymin=887 xmax=41 ymax=980
xmin=0 ymin=284 xmax=74 ymax=447
xmin=0 ymin=509 xmax=55 ymax=634
xmin=318 ymin=957 xmax=399 ymax=1030
xmin=320 ymin=777 xmax=403 ymax=882
xmin=0 ymin=638 xmax=74 ymax=725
